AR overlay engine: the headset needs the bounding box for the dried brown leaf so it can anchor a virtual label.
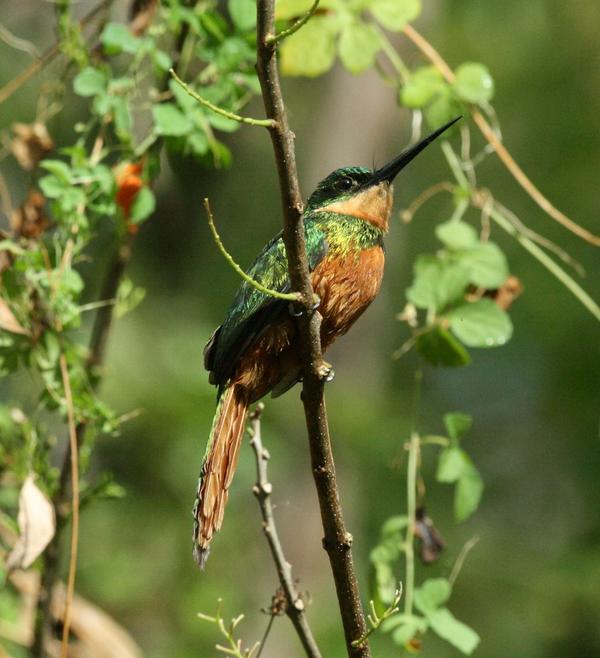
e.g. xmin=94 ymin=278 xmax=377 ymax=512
xmin=10 ymin=189 xmax=50 ymax=239
xmin=10 ymin=123 xmax=53 ymax=171
xmin=0 ymin=297 xmax=28 ymax=336
xmin=6 ymin=475 xmax=56 ymax=570
xmin=129 ymin=0 xmax=158 ymax=36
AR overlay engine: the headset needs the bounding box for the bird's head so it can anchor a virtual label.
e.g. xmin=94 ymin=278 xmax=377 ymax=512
xmin=306 ymin=116 xmax=461 ymax=231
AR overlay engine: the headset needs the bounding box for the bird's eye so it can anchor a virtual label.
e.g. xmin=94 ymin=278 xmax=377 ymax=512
xmin=337 ymin=176 xmax=354 ymax=191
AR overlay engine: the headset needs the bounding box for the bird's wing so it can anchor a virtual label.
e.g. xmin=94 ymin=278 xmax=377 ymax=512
xmin=204 ymin=222 xmax=328 ymax=388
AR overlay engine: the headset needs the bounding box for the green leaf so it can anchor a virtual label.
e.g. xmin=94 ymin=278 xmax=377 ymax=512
xmin=115 ymin=277 xmax=146 ymax=318
xmin=443 ymin=412 xmax=472 ymax=440
xmin=427 ymin=607 xmax=480 ymax=654
xmin=381 ymin=515 xmax=409 ymax=538
xmin=151 ymin=50 xmax=172 ymax=72
xmin=436 ymin=447 xmax=467 ymax=483
xmin=228 ymin=0 xmax=257 ymax=31
xmin=112 ymin=97 xmax=132 ymax=141
xmin=101 ymin=22 xmax=140 ymax=55
xmin=280 ymin=16 xmax=338 ymax=77
xmin=447 ymin=299 xmax=513 ymax=348
xmin=39 ymin=176 xmax=67 ymax=199
xmin=338 ymin=21 xmax=381 ymax=74
xmin=152 ymin=104 xmax=193 ymax=137
xmin=400 ymin=66 xmax=444 ymax=108
xmin=453 ymin=62 xmax=494 ymax=104
xmin=370 ymin=0 xmax=421 ymax=31
xmin=391 ymin=619 xmax=423 ymax=645
xmin=129 ymin=188 xmax=155 ymax=224
xmin=276 ymin=0 xmax=331 ymax=20
xmin=455 ymin=241 xmax=509 ymax=288
xmin=207 ymin=113 xmax=240 ymax=133
xmin=370 ymin=558 xmax=397 ymax=607
xmin=416 ymin=326 xmax=471 ymax=367
xmin=39 ymin=160 xmax=72 ymax=182
xmin=187 ymin=131 xmax=209 ymax=157
xmin=455 ymin=463 xmax=483 ymax=521
xmin=424 ymin=86 xmax=463 ymax=130
xmin=414 ymin=578 xmax=451 ymax=615
xmin=436 ymin=220 xmax=478 ymax=250
xmin=407 ymin=255 xmax=470 ymax=312
xmin=73 ymin=67 xmax=107 ymax=97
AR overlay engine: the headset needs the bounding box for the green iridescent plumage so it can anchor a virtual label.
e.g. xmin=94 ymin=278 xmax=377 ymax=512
xmin=204 ymin=166 xmax=385 ymax=389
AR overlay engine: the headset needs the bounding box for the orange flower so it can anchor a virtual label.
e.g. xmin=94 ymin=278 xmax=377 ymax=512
xmin=115 ymin=162 xmax=144 ymax=231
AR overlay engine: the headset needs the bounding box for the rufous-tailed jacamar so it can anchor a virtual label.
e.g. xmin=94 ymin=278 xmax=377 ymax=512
xmin=194 ymin=117 xmax=460 ymax=567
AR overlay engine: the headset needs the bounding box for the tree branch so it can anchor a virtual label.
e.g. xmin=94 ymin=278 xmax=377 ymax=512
xmin=248 ymin=406 xmax=322 ymax=658
xmin=255 ymin=3 xmax=371 ymax=656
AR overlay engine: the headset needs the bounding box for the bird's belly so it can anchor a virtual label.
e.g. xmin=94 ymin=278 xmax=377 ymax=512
xmin=234 ymin=246 xmax=384 ymax=400
xmin=311 ymin=246 xmax=385 ymax=349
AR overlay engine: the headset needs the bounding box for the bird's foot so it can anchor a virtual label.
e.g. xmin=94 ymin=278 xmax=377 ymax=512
xmin=316 ymin=360 xmax=335 ymax=382
xmin=288 ymin=294 xmax=321 ymax=317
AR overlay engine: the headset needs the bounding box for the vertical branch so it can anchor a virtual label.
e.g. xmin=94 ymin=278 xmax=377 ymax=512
xmin=255 ymin=3 xmax=371 ymax=656
xmin=57 ymin=354 xmax=79 ymax=658
xmin=248 ymin=406 xmax=322 ymax=658
xmin=403 ymin=433 xmax=419 ymax=616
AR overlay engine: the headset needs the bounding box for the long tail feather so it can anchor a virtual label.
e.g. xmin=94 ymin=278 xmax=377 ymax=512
xmin=193 ymin=383 xmax=249 ymax=568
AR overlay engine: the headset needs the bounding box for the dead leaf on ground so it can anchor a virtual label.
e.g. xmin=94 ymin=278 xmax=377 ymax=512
xmin=10 ymin=189 xmax=50 ymax=239
xmin=0 ymin=298 xmax=29 ymax=336
xmin=6 ymin=475 xmax=56 ymax=571
xmin=10 ymin=123 xmax=54 ymax=171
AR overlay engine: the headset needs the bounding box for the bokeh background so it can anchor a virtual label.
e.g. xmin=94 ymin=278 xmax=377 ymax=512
xmin=2 ymin=1 xmax=600 ymax=656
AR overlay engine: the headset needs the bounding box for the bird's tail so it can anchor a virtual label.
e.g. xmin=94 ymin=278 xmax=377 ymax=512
xmin=193 ymin=383 xmax=249 ymax=568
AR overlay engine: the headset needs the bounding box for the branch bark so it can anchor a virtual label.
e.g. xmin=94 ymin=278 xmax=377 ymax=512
xmin=248 ymin=406 xmax=322 ymax=658
xmin=255 ymin=4 xmax=370 ymax=656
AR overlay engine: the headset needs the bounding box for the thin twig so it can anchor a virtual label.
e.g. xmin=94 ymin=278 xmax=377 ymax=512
xmin=248 ymin=406 xmax=322 ymax=658
xmin=269 ymin=0 xmax=321 ymax=45
xmin=170 ymin=69 xmax=275 ymax=127
xmin=204 ymin=199 xmax=299 ymax=302
xmin=403 ymin=433 xmax=419 ymax=616
xmin=0 ymin=0 xmax=111 ymax=106
xmin=449 ymin=535 xmax=480 ymax=587
xmin=399 ymin=182 xmax=455 ymax=224
xmin=351 ymin=588 xmax=402 ymax=648
xmin=256 ymin=1 xmax=371 ymax=655
xmin=57 ymin=353 xmax=79 ymax=658
xmin=401 ymin=23 xmax=600 ymax=247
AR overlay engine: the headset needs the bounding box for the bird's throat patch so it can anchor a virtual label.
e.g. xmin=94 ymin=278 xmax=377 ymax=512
xmin=320 ymin=183 xmax=393 ymax=231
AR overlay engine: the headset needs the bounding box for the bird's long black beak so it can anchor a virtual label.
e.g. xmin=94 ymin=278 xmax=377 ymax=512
xmin=368 ymin=116 xmax=461 ymax=186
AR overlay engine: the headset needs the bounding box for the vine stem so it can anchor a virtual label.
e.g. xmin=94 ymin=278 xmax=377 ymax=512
xmin=248 ymin=406 xmax=322 ymax=658
xmin=255 ymin=1 xmax=370 ymax=655
xmin=268 ymin=0 xmax=321 ymax=45
xmin=204 ymin=198 xmax=299 ymax=302
xmin=57 ymin=353 xmax=79 ymax=658
xmin=404 ymin=433 xmax=419 ymax=616
xmin=169 ymin=69 xmax=275 ymax=127
xmin=401 ymin=23 xmax=600 ymax=247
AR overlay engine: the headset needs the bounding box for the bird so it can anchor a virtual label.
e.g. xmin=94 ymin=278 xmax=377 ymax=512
xmin=194 ymin=116 xmax=460 ymax=567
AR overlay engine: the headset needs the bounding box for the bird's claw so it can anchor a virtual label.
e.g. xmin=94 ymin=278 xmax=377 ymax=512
xmin=317 ymin=360 xmax=335 ymax=383
xmin=288 ymin=294 xmax=321 ymax=317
